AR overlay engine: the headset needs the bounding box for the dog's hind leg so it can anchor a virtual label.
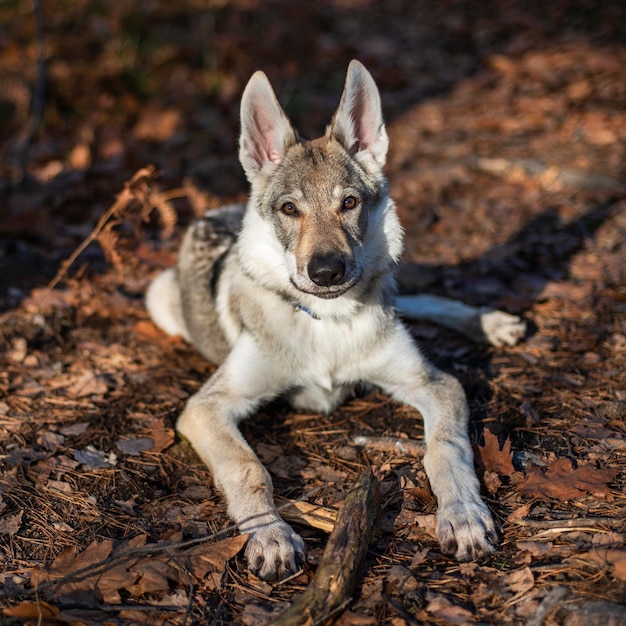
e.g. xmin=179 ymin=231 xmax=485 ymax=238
xmin=176 ymin=332 xmax=305 ymax=582
xmin=395 ymin=294 xmax=526 ymax=347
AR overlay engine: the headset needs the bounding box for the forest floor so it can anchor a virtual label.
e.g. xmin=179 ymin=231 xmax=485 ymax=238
xmin=1 ymin=1 xmax=625 ymax=624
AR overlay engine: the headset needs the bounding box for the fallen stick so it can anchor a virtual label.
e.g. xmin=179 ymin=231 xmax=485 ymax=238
xmin=275 ymin=497 xmax=337 ymax=534
xmin=273 ymin=470 xmax=380 ymax=626
xmin=352 ymin=435 xmax=425 ymax=457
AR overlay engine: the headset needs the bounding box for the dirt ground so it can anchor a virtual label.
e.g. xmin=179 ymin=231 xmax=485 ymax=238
xmin=1 ymin=1 xmax=626 ymax=624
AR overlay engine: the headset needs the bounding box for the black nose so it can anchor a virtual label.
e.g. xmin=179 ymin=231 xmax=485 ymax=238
xmin=308 ymin=253 xmax=346 ymax=287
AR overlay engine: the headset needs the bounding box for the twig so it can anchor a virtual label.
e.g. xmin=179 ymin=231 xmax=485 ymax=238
xmin=352 ymin=435 xmax=426 ymax=457
xmin=41 ymin=166 xmax=156 ymax=296
xmin=273 ymin=470 xmax=380 ymax=626
xmin=512 ymin=516 xmax=623 ymax=529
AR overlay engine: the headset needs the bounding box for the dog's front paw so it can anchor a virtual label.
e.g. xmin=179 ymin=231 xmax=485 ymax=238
xmin=436 ymin=499 xmax=498 ymax=561
xmin=479 ymin=309 xmax=527 ymax=347
xmin=244 ymin=520 xmax=306 ymax=581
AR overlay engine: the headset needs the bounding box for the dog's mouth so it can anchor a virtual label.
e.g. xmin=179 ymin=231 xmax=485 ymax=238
xmin=291 ymin=274 xmax=361 ymax=299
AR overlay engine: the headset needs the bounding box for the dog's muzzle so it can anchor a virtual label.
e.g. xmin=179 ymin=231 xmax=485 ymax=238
xmin=291 ymin=252 xmax=361 ymax=299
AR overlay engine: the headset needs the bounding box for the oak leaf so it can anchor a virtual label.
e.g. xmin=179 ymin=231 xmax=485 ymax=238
xmin=30 ymin=538 xmax=114 ymax=596
xmin=516 ymin=458 xmax=618 ymax=500
xmin=476 ymin=429 xmax=515 ymax=476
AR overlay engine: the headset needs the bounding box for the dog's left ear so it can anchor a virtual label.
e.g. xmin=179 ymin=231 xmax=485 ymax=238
xmin=327 ymin=60 xmax=389 ymax=173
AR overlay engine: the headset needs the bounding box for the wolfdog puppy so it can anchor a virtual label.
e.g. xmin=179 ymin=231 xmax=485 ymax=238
xmin=147 ymin=61 xmax=522 ymax=581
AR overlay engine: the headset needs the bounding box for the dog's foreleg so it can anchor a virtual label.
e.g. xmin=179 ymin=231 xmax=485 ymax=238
xmin=176 ymin=335 xmax=305 ymax=581
xmin=366 ymin=324 xmax=498 ymax=560
xmin=395 ymin=294 xmax=526 ymax=347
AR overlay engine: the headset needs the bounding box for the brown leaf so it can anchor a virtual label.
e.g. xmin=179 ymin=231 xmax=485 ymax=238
xmin=30 ymin=538 xmax=114 ymax=596
xmin=96 ymin=534 xmax=147 ymax=603
xmin=516 ymin=540 xmax=553 ymax=558
xmin=476 ymin=429 xmax=515 ymax=476
xmin=506 ymin=503 xmax=532 ymax=524
xmin=0 ymin=510 xmax=23 ymax=536
xmin=426 ymin=594 xmax=474 ymax=625
xmin=145 ymin=420 xmax=176 ymax=453
xmin=127 ymin=560 xmax=176 ymax=596
xmin=65 ymin=371 xmax=108 ymax=399
xmin=181 ymin=534 xmax=248 ymax=583
xmin=576 ymin=548 xmax=626 ymax=581
xmin=516 ymin=458 xmax=618 ymax=500
xmin=507 ymin=566 xmax=534 ymax=593
xmin=3 ymin=600 xmax=59 ymax=619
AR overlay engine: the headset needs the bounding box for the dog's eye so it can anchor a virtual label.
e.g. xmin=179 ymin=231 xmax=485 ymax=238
xmin=281 ymin=202 xmax=298 ymax=216
xmin=342 ymin=196 xmax=358 ymax=211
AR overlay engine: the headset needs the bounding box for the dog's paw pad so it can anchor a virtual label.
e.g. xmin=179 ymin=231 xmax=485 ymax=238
xmin=479 ymin=309 xmax=527 ymax=347
xmin=436 ymin=500 xmax=497 ymax=561
xmin=244 ymin=521 xmax=306 ymax=581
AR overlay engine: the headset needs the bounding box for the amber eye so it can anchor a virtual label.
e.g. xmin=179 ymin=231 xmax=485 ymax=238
xmin=342 ymin=196 xmax=358 ymax=211
xmin=281 ymin=202 xmax=298 ymax=216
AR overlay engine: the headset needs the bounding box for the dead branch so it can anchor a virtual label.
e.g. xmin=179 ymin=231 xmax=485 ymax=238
xmin=273 ymin=470 xmax=380 ymax=626
xmin=352 ymin=435 xmax=426 ymax=457
xmin=42 ymin=166 xmax=157 ymax=295
xmin=512 ymin=516 xmax=623 ymax=529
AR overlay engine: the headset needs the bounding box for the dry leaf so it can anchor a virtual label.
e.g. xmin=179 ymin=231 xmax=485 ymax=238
xmin=507 ymin=567 xmax=535 ymax=593
xmin=3 ymin=600 xmax=59 ymax=619
xmin=31 ymin=538 xmax=114 ymax=597
xmin=65 ymin=371 xmax=108 ymax=399
xmin=414 ymin=514 xmax=437 ymax=538
xmin=477 ymin=430 xmax=515 ymax=476
xmin=127 ymin=560 xmax=177 ymax=596
xmin=96 ymin=534 xmax=147 ymax=603
xmin=75 ymin=446 xmax=117 ymax=469
xmin=579 ymin=548 xmax=626 ymax=582
xmin=516 ymin=458 xmax=618 ymax=500
xmin=0 ymin=510 xmax=23 ymax=536
xmin=506 ymin=503 xmax=532 ymax=524
xmin=145 ymin=420 xmax=176 ymax=453
xmin=180 ymin=534 xmax=248 ymax=583
xmin=116 ymin=437 xmax=155 ymax=456
xmin=426 ymin=594 xmax=474 ymax=625
xmin=516 ymin=540 xmax=553 ymax=558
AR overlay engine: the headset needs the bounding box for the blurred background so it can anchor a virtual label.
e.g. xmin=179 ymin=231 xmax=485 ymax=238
xmin=1 ymin=0 xmax=625 ymax=305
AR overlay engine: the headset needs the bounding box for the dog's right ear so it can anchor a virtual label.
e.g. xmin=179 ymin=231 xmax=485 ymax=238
xmin=239 ymin=71 xmax=297 ymax=183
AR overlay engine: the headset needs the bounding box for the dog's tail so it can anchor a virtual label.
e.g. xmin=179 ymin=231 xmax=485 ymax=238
xmin=146 ymin=268 xmax=191 ymax=341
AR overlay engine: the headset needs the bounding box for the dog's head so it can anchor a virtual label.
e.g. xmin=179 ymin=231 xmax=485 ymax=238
xmin=237 ymin=61 xmax=402 ymax=303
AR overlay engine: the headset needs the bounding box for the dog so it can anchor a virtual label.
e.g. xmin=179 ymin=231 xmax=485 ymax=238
xmin=146 ymin=60 xmax=525 ymax=581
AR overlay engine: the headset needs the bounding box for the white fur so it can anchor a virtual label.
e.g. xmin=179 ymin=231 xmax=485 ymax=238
xmin=145 ymin=268 xmax=190 ymax=341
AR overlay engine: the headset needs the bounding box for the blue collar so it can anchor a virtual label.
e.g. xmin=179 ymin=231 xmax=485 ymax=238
xmin=293 ymin=303 xmax=320 ymax=320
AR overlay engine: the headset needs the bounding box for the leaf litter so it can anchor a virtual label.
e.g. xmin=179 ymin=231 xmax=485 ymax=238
xmin=1 ymin=1 xmax=626 ymax=624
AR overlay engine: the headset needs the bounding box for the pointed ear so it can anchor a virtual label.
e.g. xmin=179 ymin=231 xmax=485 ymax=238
xmin=238 ymin=71 xmax=297 ymax=182
xmin=327 ymin=60 xmax=389 ymax=172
